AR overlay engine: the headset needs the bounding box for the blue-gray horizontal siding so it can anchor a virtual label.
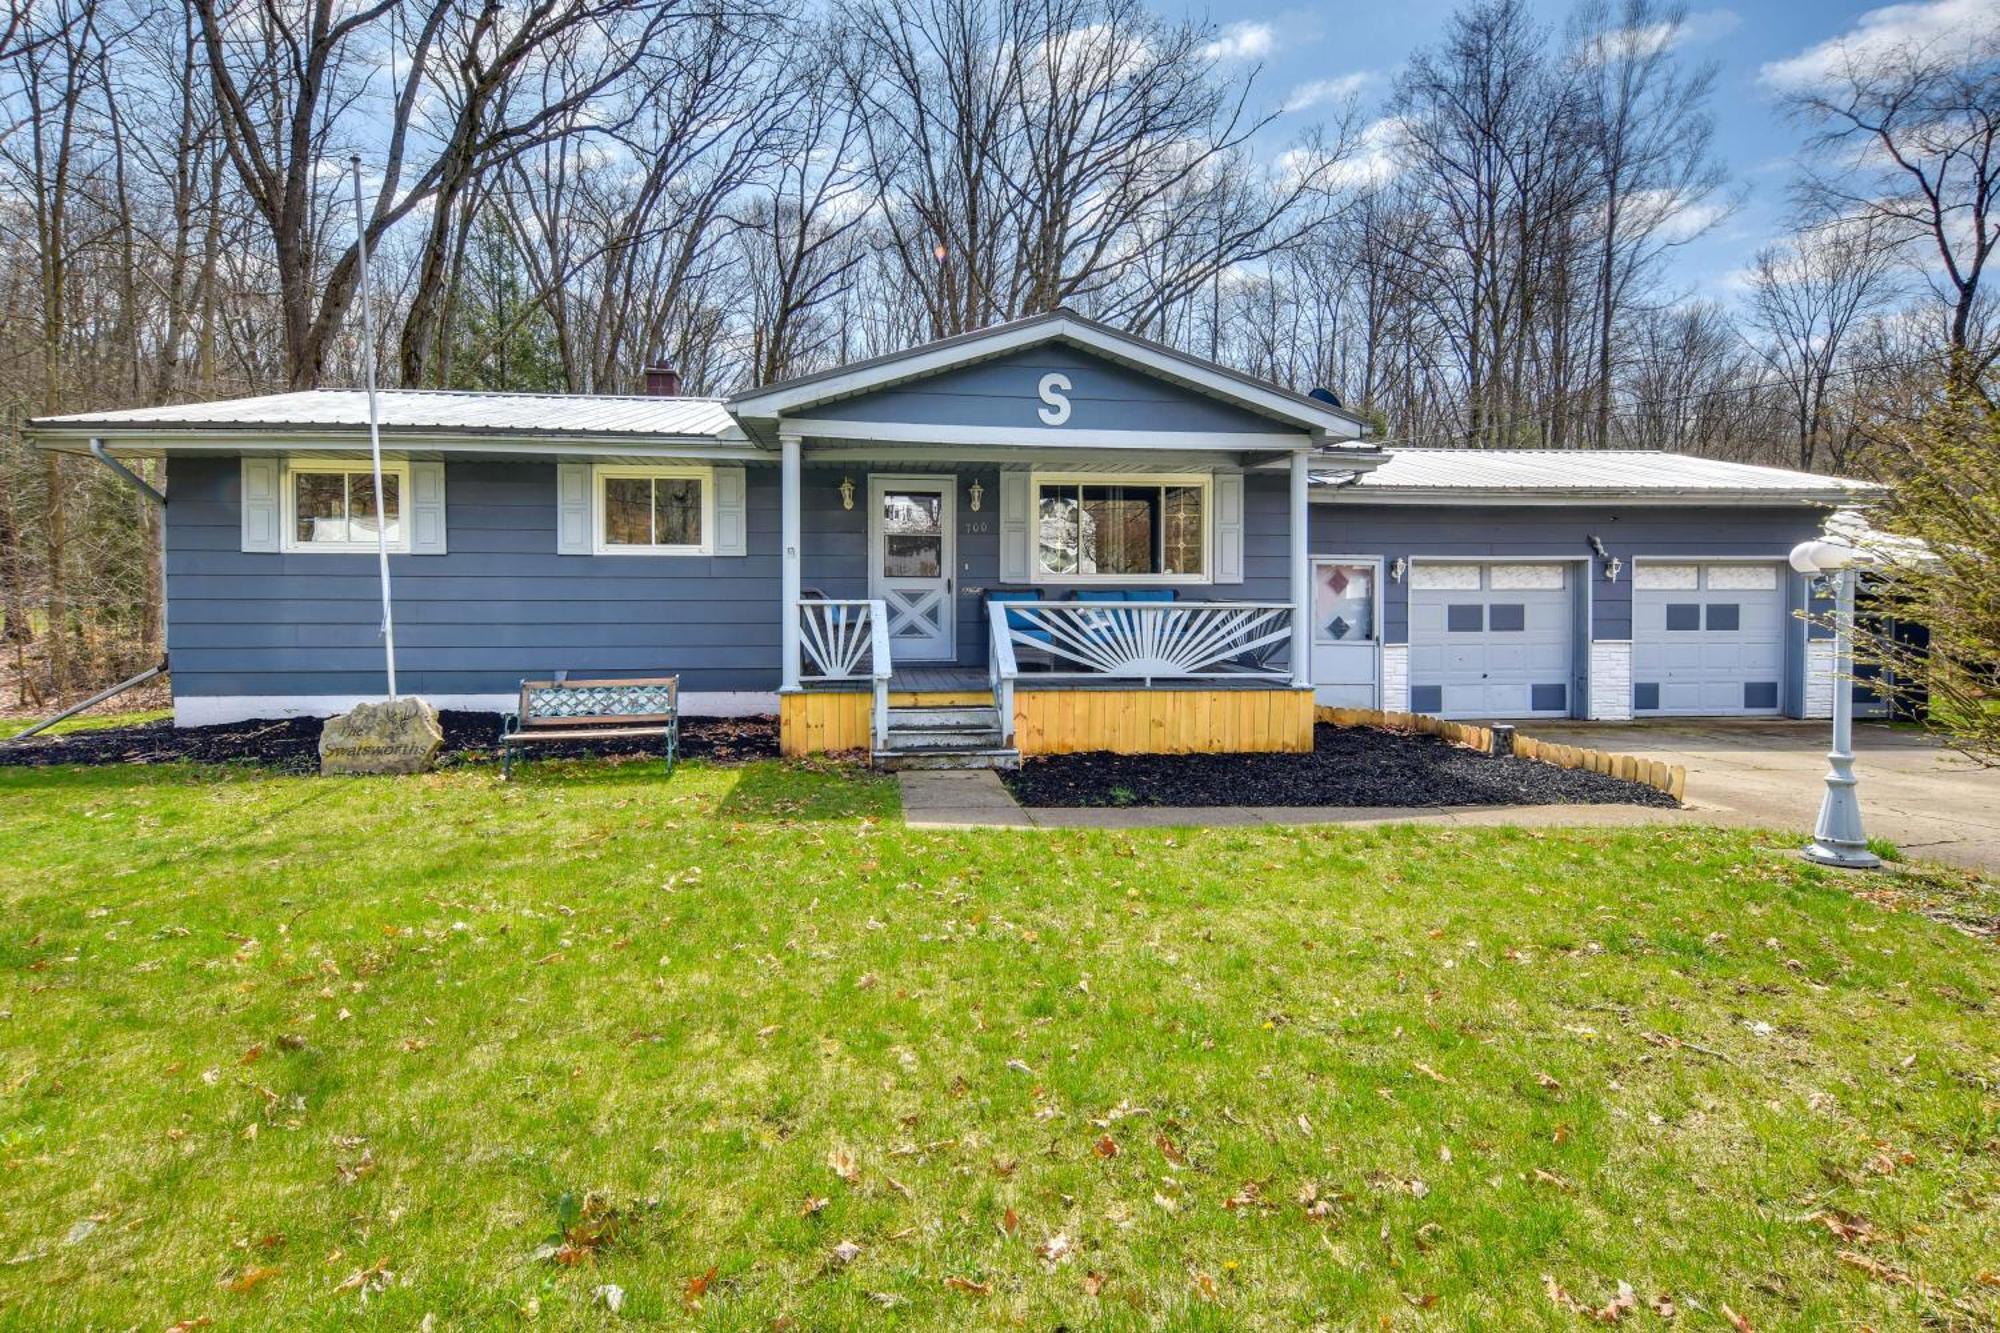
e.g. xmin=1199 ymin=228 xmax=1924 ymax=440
xmin=806 ymin=345 xmax=1303 ymax=435
xmin=166 ymin=456 xmax=784 ymax=698
xmin=1310 ymin=503 xmax=1828 ymax=643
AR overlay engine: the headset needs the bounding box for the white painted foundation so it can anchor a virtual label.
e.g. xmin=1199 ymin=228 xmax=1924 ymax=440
xmin=1380 ymin=644 xmax=1410 ymax=713
xmin=1587 ymin=639 xmax=1633 ymax=721
xmin=173 ymin=691 xmax=781 ymax=728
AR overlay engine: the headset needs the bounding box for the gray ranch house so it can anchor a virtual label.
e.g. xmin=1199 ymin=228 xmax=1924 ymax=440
xmin=30 ymin=311 xmax=1871 ymax=762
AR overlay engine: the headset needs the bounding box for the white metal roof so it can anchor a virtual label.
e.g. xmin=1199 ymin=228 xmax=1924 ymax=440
xmin=1315 ymin=448 xmax=1876 ymax=505
xmin=30 ymin=389 xmax=745 ymax=446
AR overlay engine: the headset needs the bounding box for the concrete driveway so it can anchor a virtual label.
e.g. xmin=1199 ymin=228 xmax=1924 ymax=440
xmin=1526 ymin=720 xmax=2000 ymax=873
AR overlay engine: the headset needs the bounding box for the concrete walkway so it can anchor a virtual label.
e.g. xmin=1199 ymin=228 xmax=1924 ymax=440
xmin=899 ymin=721 xmax=2000 ymax=874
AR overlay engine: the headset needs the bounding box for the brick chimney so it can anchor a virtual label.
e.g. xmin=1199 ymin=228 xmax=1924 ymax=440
xmin=642 ymin=362 xmax=682 ymax=397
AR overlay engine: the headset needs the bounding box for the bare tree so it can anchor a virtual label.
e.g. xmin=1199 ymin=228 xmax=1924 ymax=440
xmin=1782 ymin=20 xmax=2000 ymax=385
xmin=1745 ymin=219 xmax=1899 ymax=471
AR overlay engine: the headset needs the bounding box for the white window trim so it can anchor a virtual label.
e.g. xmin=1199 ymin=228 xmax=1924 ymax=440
xmin=592 ymin=463 xmax=716 ymax=557
xmin=1029 ymin=469 xmax=1212 ymax=585
xmin=280 ymin=456 xmax=411 ymax=554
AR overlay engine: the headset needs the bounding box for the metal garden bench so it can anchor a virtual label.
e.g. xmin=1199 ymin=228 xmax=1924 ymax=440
xmin=498 ymin=676 xmax=679 ymax=778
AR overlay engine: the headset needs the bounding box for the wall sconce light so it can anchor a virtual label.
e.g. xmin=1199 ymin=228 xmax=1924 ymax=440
xmin=1605 ymin=556 xmax=1623 ymax=583
xmin=838 ymin=476 xmax=855 ymax=511
xmin=968 ymin=479 xmax=984 ymax=512
xmin=1389 ymin=557 xmax=1407 ymax=583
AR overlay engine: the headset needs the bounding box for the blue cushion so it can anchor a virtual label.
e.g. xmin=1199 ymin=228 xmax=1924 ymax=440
xmin=1122 ymin=589 xmax=1176 ymax=604
xmin=1073 ymin=590 xmax=1127 ymax=602
xmin=987 ymin=590 xmax=1050 ymax=642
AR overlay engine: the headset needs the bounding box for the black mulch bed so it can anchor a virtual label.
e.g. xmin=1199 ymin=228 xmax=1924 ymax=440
xmin=0 ymin=710 xmax=780 ymax=774
xmin=1002 ymin=722 xmax=1679 ymax=809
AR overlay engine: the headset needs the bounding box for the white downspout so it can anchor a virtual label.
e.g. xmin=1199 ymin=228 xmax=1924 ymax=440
xmin=1289 ymin=449 xmax=1311 ymax=689
xmin=780 ymin=431 xmax=802 ymax=693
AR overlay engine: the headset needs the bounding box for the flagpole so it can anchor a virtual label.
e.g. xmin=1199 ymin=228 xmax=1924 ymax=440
xmin=351 ymin=154 xmax=398 ymax=699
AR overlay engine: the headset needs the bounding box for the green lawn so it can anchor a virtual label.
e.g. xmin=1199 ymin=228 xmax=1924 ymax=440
xmin=1 ymin=757 xmax=1995 ymax=1330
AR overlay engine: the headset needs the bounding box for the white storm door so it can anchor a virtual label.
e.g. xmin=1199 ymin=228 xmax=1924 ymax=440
xmin=868 ymin=476 xmax=956 ymax=662
xmin=1310 ymin=557 xmax=1381 ymax=707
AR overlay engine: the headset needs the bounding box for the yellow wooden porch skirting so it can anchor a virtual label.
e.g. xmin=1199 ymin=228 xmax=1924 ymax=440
xmin=781 ymin=687 xmax=1315 ymax=756
xmin=1015 ymin=688 xmax=1313 ymax=754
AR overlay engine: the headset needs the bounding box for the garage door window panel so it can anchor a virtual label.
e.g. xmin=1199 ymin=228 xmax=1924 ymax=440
xmin=1635 ymin=563 xmax=1698 ymax=590
xmin=1489 ymin=603 xmax=1526 ymax=631
xmin=1665 ymin=604 xmax=1702 ymax=631
xmin=1706 ymin=603 xmax=1740 ymax=631
xmin=1446 ymin=604 xmax=1484 ymax=632
xmin=1706 ymin=565 xmax=1778 ymax=591
xmin=1411 ymin=564 xmax=1481 ymax=591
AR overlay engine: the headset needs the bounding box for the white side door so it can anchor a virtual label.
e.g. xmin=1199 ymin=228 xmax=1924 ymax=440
xmin=1310 ymin=557 xmax=1381 ymax=708
xmin=868 ymin=475 xmax=956 ymax=662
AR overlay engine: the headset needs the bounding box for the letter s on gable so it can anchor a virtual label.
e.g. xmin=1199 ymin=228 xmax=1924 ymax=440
xmin=1037 ymin=372 xmax=1072 ymax=426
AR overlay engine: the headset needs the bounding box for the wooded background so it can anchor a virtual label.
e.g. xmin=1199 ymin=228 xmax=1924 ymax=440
xmin=2 ymin=0 xmax=1994 ymax=705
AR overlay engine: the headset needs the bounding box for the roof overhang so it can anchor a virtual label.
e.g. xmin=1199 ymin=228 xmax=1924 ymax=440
xmin=1312 ymin=484 xmax=1865 ymax=507
xmin=728 ymin=309 xmax=1369 ymax=443
xmin=30 ymin=426 xmax=763 ymax=462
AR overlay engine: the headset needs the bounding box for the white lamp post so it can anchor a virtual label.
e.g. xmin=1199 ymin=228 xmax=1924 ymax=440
xmin=1788 ymin=539 xmax=1879 ymax=869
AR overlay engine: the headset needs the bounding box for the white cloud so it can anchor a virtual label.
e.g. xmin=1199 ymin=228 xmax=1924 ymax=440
xmin=1201 ymin=21 xmax=1274 ymax=62
xmin=1584 ymin=6 xmax=1741 ymax=62
xmin=1281 ymin=72 xmax=1373 ymax=114
xmin=1759 ymin=0 xmax=2000 ymax=89
xmin=1310 ymin=115 xmax=1409 ymax=191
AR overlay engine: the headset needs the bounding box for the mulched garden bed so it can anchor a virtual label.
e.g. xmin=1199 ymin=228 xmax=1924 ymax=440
xmin=0 ymin=710 xmax=780 ymax=774
xmin=1002 ymin=722 xmax=1679 ymax=809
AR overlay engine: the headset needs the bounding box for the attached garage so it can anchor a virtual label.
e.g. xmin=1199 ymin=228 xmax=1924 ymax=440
xmin=1408 ymin=561 xmax=1578 ymax=718
xmin=1632 ymin=562 xmax=1787 ymax=715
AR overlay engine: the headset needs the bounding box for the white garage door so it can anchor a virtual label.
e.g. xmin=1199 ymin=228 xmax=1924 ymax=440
xmin=1408 ymin=562 xmax=1575 ymax=719
xmin=1632 ymin=562 xmax=1786 ymax=715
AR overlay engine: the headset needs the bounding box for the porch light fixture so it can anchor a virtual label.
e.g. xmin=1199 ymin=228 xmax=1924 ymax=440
xmin=1788 ymin=538 xmax=1879 ymax=870
xmin=838 ymin=476 xmax=855 ymax=511
xmin=968 ymin=479 xmax=983 ymax=512
xmin=1389 ymin=557 xmax=1406 ymax=583
xmin=1605 ymin=556 xmax=1622 ymax=583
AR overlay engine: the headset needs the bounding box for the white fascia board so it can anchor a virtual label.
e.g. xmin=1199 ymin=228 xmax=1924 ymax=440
xmin=1311 ymin=487 xmax=1855 ymax=507
xmin=42 ymin=431 xmax=765 ymax=461
xmin=784 ymin=418 xmax=1315 ymax=450
xmin=735 ymin=316 xmax=1363 ymax=437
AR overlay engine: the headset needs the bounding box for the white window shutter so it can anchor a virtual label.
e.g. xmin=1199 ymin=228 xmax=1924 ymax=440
xmin=998 ymin=471 xmax=1031 ymax=583
xmin=557 ymin=463 xmax=591 ymax=554
xmin=408 ymin=461 xmax=447 ymax=555
xmin=712 ymin=466 xmax=747 ymax=556
xmin=241 ymin=457 xmax=280 ymax=553
xmin=1213 ymin=470 xmax=1244 ymax=584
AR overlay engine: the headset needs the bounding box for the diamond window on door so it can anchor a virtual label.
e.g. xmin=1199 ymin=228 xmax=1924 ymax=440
xmin=1313 ymin=563 xmax=1375 ymax=643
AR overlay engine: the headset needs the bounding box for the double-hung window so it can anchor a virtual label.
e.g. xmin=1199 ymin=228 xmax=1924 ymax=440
xmin=1032 ymin=472 xmax=1209 ymax=582
xmin=283 ymin=460 xmax=408 ymax=553
xmin=593 ymin=465 xmax=714 ymax=556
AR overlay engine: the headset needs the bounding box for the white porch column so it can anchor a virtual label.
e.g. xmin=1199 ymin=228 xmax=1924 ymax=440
xmin=780 ymin=431 xmax=802 ymax=693
xmin=1289 ymin=449 xmax=1311 ymax=688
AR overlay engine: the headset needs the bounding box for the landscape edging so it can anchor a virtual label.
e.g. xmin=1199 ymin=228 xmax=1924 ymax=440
xmin=1314 ymin=707 xmax=1687 ymax=803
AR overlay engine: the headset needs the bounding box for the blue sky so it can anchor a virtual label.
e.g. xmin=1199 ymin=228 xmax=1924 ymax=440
xmin=1169 ymin=0 xmax=1979 ymax=310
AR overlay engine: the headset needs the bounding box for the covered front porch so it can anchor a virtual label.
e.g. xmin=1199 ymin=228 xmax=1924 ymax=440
xmin=724 ymin=311 xmax=1377 ymax=763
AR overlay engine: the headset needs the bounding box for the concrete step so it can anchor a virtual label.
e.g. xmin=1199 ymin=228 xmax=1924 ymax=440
xmin=886 ymin=705 xmax=1001 ymax=730
xmin=872 ymin=747 xmax=1021 ymax=771
xmin=884 ymin=727 xmax=1005 ymax=751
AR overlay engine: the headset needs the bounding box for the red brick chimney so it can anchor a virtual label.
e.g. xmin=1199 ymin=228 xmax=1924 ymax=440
xmin=642 ymin=362 xmax=682 ymax=396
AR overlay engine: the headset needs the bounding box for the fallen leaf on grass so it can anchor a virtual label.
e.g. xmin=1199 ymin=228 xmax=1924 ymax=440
xmin=1193 ymin=1271 xmax=1219 ymax=1301
xmin=799 ymin=1196 xmax=828 ymax=1218
xmin=333 ymin=1258 xmax=392 ymax=1294
xmin=1092 ymin=1135 xmax=1119 ymax=1158
xmin=1412 ymin=1061 xmax=1449 ymax=1084
xmin=1083 ymin=1272 xmax=1107 ymax=1297
xmin=1156 ymin=1133 xmax=1186 ymax=1165
xmin=683 ymin=1265 xmax=718 ymax=1308
xmin=1837 ymin=1250 xmax=1912 ymax=1286
xmin=829 ymin=1240 xmax=864 ymax=1268
xmin=1720 ymin=1305 xmax=1753 ymax=1332
xmin=1594 ymin=1281 xmax=1638 ymax=1323
xmin=594 ymin=1283 xmax=625 ymax=1313
xmin=1811 ymin=1211 xmax=1875 ymax=1244
xmin=1535 ymin=1072 xmax=1562 ymax=1092
xmin=167 ymin=1321 xmax=213 ymax=1332
xmin=827 ymin=1147 xmax=860 ymax=1184
xmin=1037 ymin=1233 xmax=1072 ymax=1266
xmin=943 ymin=1275 xmax=991 ymax=1295
xmin=1532 ymin=1168 xmax=1571 ymax=1190
xmin=1650 ymin=1293 xmax=1677 ymax=1317
xmin=1001 ymin=1207 xmax=1019 ymax=1236
xmin=1006 ymin=1059 xmax=1034 ymax=1076
xmin=222 ymin=1265 xmax=280 ymax=1294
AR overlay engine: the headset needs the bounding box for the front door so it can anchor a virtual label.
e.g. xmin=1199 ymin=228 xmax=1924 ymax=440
xmin=869 ymin=475 xmax=956 ymax=662
xmin=1311 ymin=557 xmax=1381 ymax=707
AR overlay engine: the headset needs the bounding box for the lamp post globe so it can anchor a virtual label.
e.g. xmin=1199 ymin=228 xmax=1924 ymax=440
xmin=1788 ymin=539 xmax=1879 ymax=870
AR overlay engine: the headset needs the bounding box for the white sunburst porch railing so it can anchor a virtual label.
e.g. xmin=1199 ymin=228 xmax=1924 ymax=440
xmin=798 ymin=597 xmax=892 ymax=750
xmin=990 ymin=600 xmax=1295 ymax=687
